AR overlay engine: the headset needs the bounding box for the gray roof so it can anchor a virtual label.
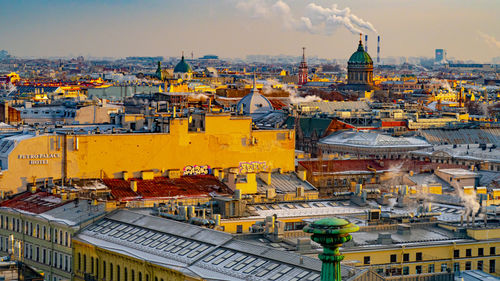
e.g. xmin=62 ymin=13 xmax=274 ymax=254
xmin=459 ymin=270 xmax=500 ymax=281
xmin=74 ymin=209 xmax=326 ymax=281
xmin=319 ymin=130 xmax=431 ymax=149
xmin=413 ymin=144 xmax=500 ymax=163
xmin=256 ymin=172 xmax=317 ymax=193
xmin=420 ymin=128 xmax=500 ymax=145
xmin=297 ymin=101 xmax=370 ymax=113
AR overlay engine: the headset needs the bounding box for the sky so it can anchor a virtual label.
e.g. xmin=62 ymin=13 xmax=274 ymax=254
xmin=0 ymin=0 xmax=499 ymax=62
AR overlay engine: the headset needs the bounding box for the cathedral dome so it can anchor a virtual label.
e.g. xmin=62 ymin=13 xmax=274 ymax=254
xmin=174 ymin=55 xmax=192 ymax=73
xmin=348 ymin=41 xmax=373 ymax=65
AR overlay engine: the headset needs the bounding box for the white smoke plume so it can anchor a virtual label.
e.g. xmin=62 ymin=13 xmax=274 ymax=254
xmin=430 ymin=78 xmax=454 ymax=92
xmin=453 ymin=182 xmax=480 ymax=216
xmin=235 ymin=0 xmax=377 ymax=35
xmin=263 ymin=79 xmax=322 ymax=104
xmin=478 ymin=31 xmax=500 ymax=49
xmin=187 ymin=93 xmax=209 ymax=101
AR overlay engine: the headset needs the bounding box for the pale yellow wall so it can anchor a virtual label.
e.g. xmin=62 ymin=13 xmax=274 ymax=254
xmin=0 ymin=115 xmax=295 ymax=193
xmin=73 ymin=240 xmax=200 ymax=281
xmin=343 ymin=241 xmax=499 ymax=276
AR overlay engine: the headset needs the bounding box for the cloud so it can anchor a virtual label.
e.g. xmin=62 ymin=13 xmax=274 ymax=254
xmin=234 ymin=0 xmax=377 ymax=35
xmin=478 ymin=31 xmax=500 ymax=49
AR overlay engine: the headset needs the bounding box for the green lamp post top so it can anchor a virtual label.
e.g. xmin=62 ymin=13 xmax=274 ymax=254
xmin=303 ymin=218 xmax=359 ymax=235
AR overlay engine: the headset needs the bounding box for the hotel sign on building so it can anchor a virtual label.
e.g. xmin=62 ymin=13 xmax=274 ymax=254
xmin=17 ymin=153 xmax=61 ymax=165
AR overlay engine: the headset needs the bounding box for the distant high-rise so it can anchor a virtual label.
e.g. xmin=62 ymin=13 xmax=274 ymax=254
xmin=298 ymin=47 xmax=308 ymax=86
xmin=435 ymin=49 xmax=446 ymax=63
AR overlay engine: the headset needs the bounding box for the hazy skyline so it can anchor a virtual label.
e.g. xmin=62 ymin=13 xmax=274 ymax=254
xmin=1 ymin=0 xmax=499 ymax=62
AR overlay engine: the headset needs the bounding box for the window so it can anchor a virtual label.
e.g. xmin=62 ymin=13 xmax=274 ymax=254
xmin=478 ymin=260 xmax=483 ymax=271
xmin=124 ymin=268 xmax=128 ymax=281
xmin=36 ymin=224 xmax=39 ymax=238
xmin=36 ymin=247 xmax=39 ymax=262
xmin=390 ymin=254 xmax=397 ymax=263
xmin=43 ymin=249 xmax=46 ymax=264
xmin=78 ymin=253 xmax=81 ymax=271
xmin=132 ymin=270 xmax=135 ymax=281
xmin=83 ymin=254 xmax=87 ymax=273
xmin=465 ymin=261 xmax=471 ymax=270
xmin=454 ymin=250 xmax=460 ymax=258
xmin=117 ymin=265 xmax=120 ymax=281
xmin=416 ymin=252 xmax=422 ymax=261
xmin=453 ymin=262 xmax=460 ymax=272
xmin=416 ymin=265 xmax=422 ymax=274
xmin=490 ymin=247 xmax=496 ymax=255
xmin=490 ymin=259 xmax=496 ymax=273
xmin=110 ymin=263 xmax=114 ymax=281
xmin=441 ymin=263 xmax=447 ymax=272
xmin=59 ymin=230 xmax=62 ymax=245
xmin=139 ymin=272 xmax=142 ymax=281
xmin=91 ymin=257 xmax=94 ymax=274
xmin=103 ymin=261 xmax=106 ymax=280
xmin=402 ymin=266 xmax=409 ymax=275
xmin=428 ymin=264 xmax=435 ymax=273
xmin=65 ymin=232 xmax=68 ymax=247
xmin=478 ymin=248 xmax=484 ymax=256
xmin=65 ymin=255 xmax=68 ymax=271
xmin=364 ymin=256 xmax=370 ymax=265
xmin=43 ymin=226 xmax=46 ymax=240
xmin=146 ymin=274 xmax=149 ymax=281
xmin=403 ymin=253 xmax=409 ymax=262
xmin=96 ymin=258 xmax=100 ymax=278
xmin=466 ymin=249 xmax=471 ymax=257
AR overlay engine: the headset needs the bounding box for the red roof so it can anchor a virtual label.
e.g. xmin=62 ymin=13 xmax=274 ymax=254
xmin=0 ymin=191 xmax=68 ymax=214
xmin=103 ymin=175 xmax=232 ymax=201
xmin=298 ymin=159 xmax=467 ymax=174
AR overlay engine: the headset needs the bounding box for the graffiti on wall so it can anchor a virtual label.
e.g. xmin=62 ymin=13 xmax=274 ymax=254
xmin=239 ymin=161 xmax=268 ymax=174
xmin=183 ymin=165 xmax=211 ymax=176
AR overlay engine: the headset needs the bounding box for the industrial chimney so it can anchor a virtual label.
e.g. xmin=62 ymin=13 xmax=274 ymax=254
xmin=365 ymin=35 xmax=368 ymax=52
xmin=377 ymin=36 xmax=380 ymax=64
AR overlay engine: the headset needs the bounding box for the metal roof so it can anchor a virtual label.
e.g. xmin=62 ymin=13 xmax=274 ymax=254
xmin=103 ymin=175 xmax=232 ymax=201
xmin=74 ymin=209 xmax=329 ymax=281
xmin=319 ymin=130 xmax=431 ymax=149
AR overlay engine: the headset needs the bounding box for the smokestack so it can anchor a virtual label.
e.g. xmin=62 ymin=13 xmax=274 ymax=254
xmin=365 ymin=35 xmax=368 ymax=52
xmin=377 ymin=36 xmax=380 ymax=63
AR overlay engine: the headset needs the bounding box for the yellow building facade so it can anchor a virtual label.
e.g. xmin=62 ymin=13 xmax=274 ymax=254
xmin=343 ymin=228 xmax=500 ymax=276
xmin=0 ymin=114 xmax=295 ymax=193
xmin=73 ymin=240 xmax=199 ymax=281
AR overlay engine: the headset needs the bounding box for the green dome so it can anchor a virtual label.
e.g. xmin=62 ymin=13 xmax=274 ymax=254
xmin=174 ymin=56 xmax=192 ymax=73
xmin=348 ymin=41 xmax=373 ymax=65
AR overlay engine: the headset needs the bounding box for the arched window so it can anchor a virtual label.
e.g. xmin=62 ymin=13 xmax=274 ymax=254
xmin=65 ymin=232 xmax=68 ymax=247
xmin=138 ymin=272 xmax=142 ymax=281
xmin=59 ymin=230 xmax=63 ymax=245
xmin=83 ymin=254 xmax=87 ymax=273
xmin=117 ymin=265 xmax=120 ymax=281
xmin=110 ymin=263 xmax=114 ymax=281
xmin=124 ymin=267 xmax=128 ymax=281
xmin=77 ymin=253 xmax=81 ymax=271
xmin=131 ymin=270 xmax=135 ymax=281
xmin=91 ymin=257 xmax=94 ymax=274
xmin=103 ymin=261 xmax=106 ymax=280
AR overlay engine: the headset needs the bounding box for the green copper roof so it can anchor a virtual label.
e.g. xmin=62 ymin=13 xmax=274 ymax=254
xmin=348 ymin=41 xmax=373 ymax=65
xmin=174 ymin=56 xmax=192 ymax=73
xmin=303 ymin=218 xmax=359 ymax=235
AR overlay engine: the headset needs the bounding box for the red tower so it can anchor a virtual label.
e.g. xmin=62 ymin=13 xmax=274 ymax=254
xmin=298 ymin=47 xmax=308 ymax=86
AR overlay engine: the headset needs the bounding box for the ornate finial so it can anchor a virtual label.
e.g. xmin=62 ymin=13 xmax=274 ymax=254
xmin=302 ymin=47 xmax=306 ymax=60
xmin=181 ymin=51 xmax=184 ymax=59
